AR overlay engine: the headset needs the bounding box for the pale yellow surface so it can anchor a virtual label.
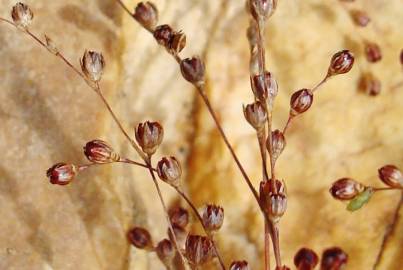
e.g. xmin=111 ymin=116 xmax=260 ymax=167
xmin=0 ymin=0 xmax=402 ymax=269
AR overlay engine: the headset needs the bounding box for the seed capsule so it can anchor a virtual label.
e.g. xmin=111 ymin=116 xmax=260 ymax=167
xmin=156 ymin=239 xmax=175 ymax=267
xmin=320 ymin=247 xmax=348 ymax=270
xmin=328 ymin=50 xmax=354 ymax=76
xmin=294 ymin=247 xmax=319 ymax=270
xmin=80 ymin=50 xmax=105 ymax=82
xmin=250 ymin=72 xmax=278 ymax=103
xmin=46 ymin=163 xmax=78 ymax=185
xmin=127 ymin=227 xmax=153 ymax=250
xmin=11 ymin=2 xmax=33 ymax=28
xmin=153 ymin=24 xmax=174 ymax=48
xmin=290 ymin=89 xmax=313 ymax=116
xmin=350 ymin=10 xmax=370 ymax=27
xmin=364 ymin=42 xmax=382 ymax=63
xmin=230 ymin=261 xmax=250 ymax=270
xmin=157 ymin=156 xmax=182 ymax=187
xmin=248 ymin=0 xmax=277 ymax=21
xmin=259 ymin=179 xmax=287 ymax=223
xmin=329 ymin=178 xmax=365 ymax=201
xmin=185 ymin=234 xmax=215 ymax=266
xmin=378 ymin=165 xmax=403 ymax=188
xmin=133 ymin=2 xmax=158 ymax=31
xmin=170 ymin=31 xmax=186 ymax=54
xmin=270 ymin=129 xmax=286 ymax=162
xmin=135 ymin=121 xmax=164 ymax=155
xmin=358 ymin=72 xmax=381 ymax=96
xmin=84 ymin=140 xmax=120 ymax=164
xmin=202 ymin=204 xmax=224 ymax=232
xmin=168 ymin=206 xmax=189 ymax=229
xmin=243 ymin=101 xmax=267 ymax=131
xmin=180 ymin=57 xmax=205 ymax=84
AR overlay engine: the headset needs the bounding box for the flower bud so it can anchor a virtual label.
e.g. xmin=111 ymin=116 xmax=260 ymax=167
xmin=153 ymin=24 xmax=174 ymax=48
xmin=202 ymin=204 xmax=224 ymax=232
xmin=84 ymin=140 xmax=120 ymax=164
xmin=156 ymin=239 xmax=175 ymax=267
xmin=320 ymin=247 xmax=348 ymax=270
xmin=168 ymin=206 xmax=189 ymax=229
xmin=248 ymin=0 xmax=277 ymax=21
xmin=170 ymin=31 xmax=186 ymax=54
xmin=270 ymin=129 xmax=286 ymax=162
xmin=46 ymin=163 xmax=78 ymax=185
xmin=80 ymin=50 xmax=105 ymax=82
xmin=259 ymin=179 xmax=287 ymax=223
xmin=290 ymin=89 xmax=313 ymax=116
xmin=135 ymin=121 xmax=164 ymax=155
xmin=180 ymin=57 xmax=205 ymax=84
xmin=378 ymin=165 xmax=403 ymax=188
xmin=294 ymin=248 xmax=319 ymax=270
xmin=230 ymin=261 xmax=250 ymax=270
xmin=358 ymin=72 xmax=381 ymax=96
xmin=157 ymin=156 xmax=182 ymax=187
xmin=364 ymin=42 xmax=382 ymax=63
xmin=185 ymin=234 xmax=215 ymax=266
xmin=127 ymin=227 xmax=153 ymax=250
xmin=133 ymin=2 xmax=158 ymax=31
xmin=11 ymin=2 xmax=33 ymax=28
xmin=243 ymin=101 xmax=267 ymax=131
xmin=329 ymin=178 xmax=365 ymax=201
xmin=350 ymin=10 xmax=370 ymax=27
xmin=328 ymin=50 xmax=354 ymax=76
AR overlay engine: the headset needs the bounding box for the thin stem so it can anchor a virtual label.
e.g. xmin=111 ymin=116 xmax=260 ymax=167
xmin=373 ymin=187 xmax=403 ymax=192
xmin=264 ymin=221 xmax=271 ymax=270
xmin=311 ymin=75 xmax=329 ymax=93
xmin=257 ymin=130 xmax=269 ymax=181
xmin=118 ymin=158 xmax=152 ymax=170
xmin=283 ymin=114 xmax=293 ymax=135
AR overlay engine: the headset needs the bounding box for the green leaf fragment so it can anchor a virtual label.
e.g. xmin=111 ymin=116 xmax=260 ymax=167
xmin=347 ymin=187 xmax=374 ymax=212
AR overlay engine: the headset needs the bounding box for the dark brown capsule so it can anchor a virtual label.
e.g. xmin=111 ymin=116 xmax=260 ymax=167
xmin=294 ymin=247 xmax=319 ymax=270
xmin=156 ymin=239 xmax=175 ymax=267
xmin=350 ymin=10 xmax=370 ymax=27
xmin=185 ymin=234 xmax=215 ymax=266
xmin=328 ymin=50 xmax=354 ymax=76
xmin=378 ymin=165 xmax=403 ymax=188
xmin=127 ymin=227 xmax=153 ymax=250
xmin=243 ymin=101 xmax=267 ymax=131
xmin=157 ymin=156 xmax=182 ymax=187
xmin=320 ymin=247 xmax=348 ymax=270
xmin=230 ymin=261 xmax=249 ymax=270
xmin=168 ymin=206 xmax=189 ymax=229
xmin=46 ymin=163 xmax=78 ymax=186
xmin=153 ymin=24 xmax=174 ymax=48
xmin=133 ymin=2 xmax=158 ymax=31
xmin=170 ymin=31 xmax=186 ymax=54
xmin=250 ymin=71 xmax=278 ymax=102
xmin=84 ymin=139 xmax=120 ymax=164
xmin=364 ymin=42 xmax=382 ymax=63
xmin=329 ymin=178 xmax=365 ymax=201
xmin=202 ymin=204 xmax=224 ymax=232
xmin=358 ymin=72 xmax=381 ymax=96
xmin=135 ymin=121 xmax=164 ymax=155
xmin=270 ymin=129 xmax=286 ymax=162
xmin=180 ymin=57 xmax=205 ymax=84
xmin=259 ymin=179 xmax=287 ymax=223
xmin=290 ymin=89 xmax=313 ymax=116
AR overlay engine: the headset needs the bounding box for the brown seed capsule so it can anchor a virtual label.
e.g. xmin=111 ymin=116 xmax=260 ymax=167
xmin=153 ymin=24 xmax=174 ymax=48
xmin=156 ymin=239 xmax=175 ymax=267
xmin=170 ymin=31 xmax=186 ymax=54
xmin=378 ymin=165 xmax=403 ymax=188
xmin=157 ymin=156 xmax=182 ymax=187
xmin=350 ymin=10 xmax=370 ymax=27
xmin=135 ymin=121 xmax=164 ymax=155
xmin=133 ymin=2 xmax=158 ymax=31
xmin=46 ymin=163 xmax=78 ymax=185
xmin=270 ymin=129 xmax=286 ymax=162
xmin=290 ymin=89 xmax=313 ymax=116
xmin=259 ymin=179 xmax=287 ymax=223
xmin=180 ymin=57 xmax=205 ymax=84
xmin=250 ymin=71 xmax=278 ymax=103
xmin=243 ymin=101 xmax=267 ymax=131
xmin=202 ymin=204 xmax=224 ymax=232
xmin=185 ymin=234 xmax=215 ymax=266
xmin=11 ymin=2 xmax=33 ymax=28
xmin=127 ymin=227 xmax=153 ymax=250
xmin=230 ymin=261 xmax=250 ymax=270
xmin=329 ymin=178 xmax=365 ymax=201
xmin=358 ymin=72 xmax=381 ymax=96
xmin=294 ymin=248 xmax=319 ymax=270
xmin=84 ymin=140 xmax=120 ymax=164
xmin=168 ymin=206 xmax=189 ymax=229
xmin=80 ymin=50 xmax=105 ymax=82
xmin=328 ymin=50 xmax=354 ymax=76
xmin=364 ymin=42 xmax=382 ymax=63
xmin=320 ymin=247 xmax=348 ymax=270
xmin=248 ymin=0 xmax=277 ymax=21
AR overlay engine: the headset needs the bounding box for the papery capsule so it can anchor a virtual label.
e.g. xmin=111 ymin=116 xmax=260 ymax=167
xmin=168 ymin=206 xmax=189 ymax=229
xmin=46 ymin=163 xmax=78 ymax=185
xmin=328 ymin=50 xmax=354 ymax=76
xmin=259 ymin=179 xmax=287 ymax=223
xmin=248 ymin=0 xmax=277 ymax=20
xmin=157 ymin=156 xmax=182 ymax=187
xmin=320 ymin=247 xmax=348 ymax=270
xmin=170 ymin=31 xmax=186 ymax=53
xmin=185 ymin=234 xmax=215 ymax=266
xmin=365 ymin=42 xmax=382 ymax=63
xmin=270 ymin=129 xmax=286 ymax=161
xmin=329 ymin=178 xmax=365 ymax=200
xmin=11 ymin=2 xmax=33 ymax=28
xmin=80 ymin=50 xmax=105 ymax=82
xmin=156 ymin=239 xmax=175 ymax=267
xmin=135 ymin=121 xmax=164 ymax=155
xmin=378 ymin=165 xmax=403 ymax=188
xmin=250 ymin=72 xmax=277 ymax=102
xmin=127 ymin=227 xmax=153 ymax=250
xmin=290 ymin=89 xmax=313 ymax=116
xmin=180 ymin=57 xmax=205 ymax=84
xmin=84 ymin=140 xmax=120 ymax=164
xmin=202 ymin=204 xmax=224 ymax=232
xmin=243 ymin=101 xmax=267 ymax=131
xmin=350 ymin=10 xmax=370 ymax=27
xmin=230 ymin=260 xmax=250 ymax=270
xmin=133 ymin=2 xmax=158 ymax=31
xmin=358 ymin=72 xmax=381 ymax=96
xmin=153 ymin=24 xmax=174 ymax=48
xmin=294 ymin=247 xmax=319 ymax=270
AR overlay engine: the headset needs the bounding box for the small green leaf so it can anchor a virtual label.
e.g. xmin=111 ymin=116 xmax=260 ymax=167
xmin=346 ymin=187 xmax=374 ymax=212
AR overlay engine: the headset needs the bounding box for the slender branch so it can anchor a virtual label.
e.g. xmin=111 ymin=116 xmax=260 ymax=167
xmin=373 ymin=187 xmax=403 ymax=192
xmin=118 ymin=157 xmax=152 ymax=170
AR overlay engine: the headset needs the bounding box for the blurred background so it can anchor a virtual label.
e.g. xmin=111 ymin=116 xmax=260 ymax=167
xmin=0 ymin=0 xmax=402 ymax=269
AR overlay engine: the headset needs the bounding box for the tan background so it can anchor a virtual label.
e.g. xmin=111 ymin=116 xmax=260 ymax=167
xmin=0 ymin=0 xmax=402 ymax=269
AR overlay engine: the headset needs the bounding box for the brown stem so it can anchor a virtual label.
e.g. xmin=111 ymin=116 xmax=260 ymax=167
xmin=264 ymin=221 xmax=271 ymax=270
xmin=311 ymin=75 xmax=330 ymax=93
xmin=118 ymin=158 xmax=152 ymax=170
xmin=373 ymin=187 xmax=403 ymax=192
xmin=257 ymin=129 xmax=269 ymax=181
xmin=283 ymin=114 xmax=293 ymax=135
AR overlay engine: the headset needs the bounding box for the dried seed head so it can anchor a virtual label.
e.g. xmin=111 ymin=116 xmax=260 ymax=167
xmin=320 ymin=247 xmax=348 ymax=270
xmin=168 ymin=206 xmax=189 ymax=229
xmin=180 ymin=57 xmax=205 ymax=84
xmin=46 ymin=163 xmax=78 ymax=185
xmin=329 ymin=178 xmax=365 ymax=201
xmin=350 ymin=10 xmax=370 ymax=27
xmin=156 ymin=239 xmax=175 ymax=267
xmin=202 ymin=204 xmax=224 ymax=232
xmin=290 ymin=88 xmax=313 ymax=116
xmin=133 ymin=2 xmax=158 ymax=31
xmin=11 ymin=2 xmax=33 ymax=28
xmin=84 ymin=140 xmax=120 ymax=164
xmin=250 ymin=72 xmax=278 ymax=102
xmin=248 ymin=0 xmax=278 ymax=21
xmin=378 ymin=165 xmax=403 ymax=188
xmin=170 ymin=31 xmax=187 ymax=54
xmin=270 ymin=129 xmax=286 ymax=162
xmin=157 ymin=156 xmax=182 ymax=187
xmin=243 ymin=101 xmax=267 ymax=131
xmin=135 ymin=121 xmax=164 ymax=155
xmin=259 ymin=179 xmax=287 ymax=223
xmin=294 ymin=248 xmax=319 ymax=270
xmin=364 ymin=42 xmax=382 ymax=63
xmin=127 ymin=227 xmax=153 ymax=250
xmin=328 ymin=50 xmax=354 ymax=76
xmin=230 ymin=261 xmax=250 ymax=270
xmin=153 ymin=24 xmax=174 ymax=48
xmin=80 ymin=50 xmax=105 ymax=82
xmin=185 ymin=234 xmax=215 ymax=266
xmin=358 ymin=72 xmax=381 ymax=96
